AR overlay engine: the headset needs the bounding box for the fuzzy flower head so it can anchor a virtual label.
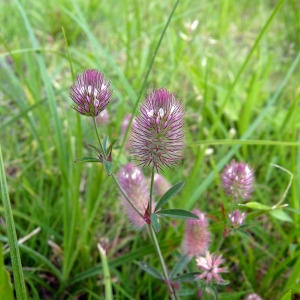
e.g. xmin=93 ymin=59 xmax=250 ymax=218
xmin=245 ymin=293 xmax=263 ymax=300
xmin=70 ymin=69 xmax=112 ymax=117
xmin=221 ymin=160 xmax=254 ymax=201
xmin=117 ymin=163 xmax=151 ymax=229
xmin=131 ymin=88 xmax=185 ymax=172
xmin=229 ymin=210 xmax=247 ymax=227
xmin=196 ymin=251 xmax=228 ymax=284
xmin=183 ymin=210 xmax=210 ymax=258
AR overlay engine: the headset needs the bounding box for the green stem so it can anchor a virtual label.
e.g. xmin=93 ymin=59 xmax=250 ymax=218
xmin=0 ymin=146 xmax=27 ymax=300
xmin=92 ymin=117 xmax=106 ymax=159
xmin=148 ymin=225 xmax=176 ymax=299
xmin=149 ymin=170 xmax=155 ymax=213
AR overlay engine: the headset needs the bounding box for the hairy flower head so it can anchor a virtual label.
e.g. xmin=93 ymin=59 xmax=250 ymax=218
xmin=131 ymin=88 xmax=185 ymax=172
xmin=245 ymin=293 xmax=262 ymax=300
xmin=70 ymin=69 xmax=112 ymax=117
xmin=229 ymin=210 xmax=246 ymax=227
xmin=117 ymin=163 xmax=151 ymax=229
xmin=196 ymin=251 xmax=228 ymax=284
xmin=183 ymin=210 xmax=210 ymax=257
xmin=221 ymin=160 xmax=254 ymax=201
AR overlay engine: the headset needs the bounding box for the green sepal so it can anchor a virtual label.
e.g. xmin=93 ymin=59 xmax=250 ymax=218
xmin=74 ymin=156 xmax=102 ymax=163
xmin=103 ymin=159 xmax=113 ymax=175
xmin=139 ymin=261 xmax=163 ymax=280
xmin=156 ymin=209 xmax=199 ymax=220
xmin=106 ymin=139 xmax=118 ymax=161
xmin=155 ymin=182 xmax=184 ymax=212
xmin=150 ymin=214 xmax=161 ymax=233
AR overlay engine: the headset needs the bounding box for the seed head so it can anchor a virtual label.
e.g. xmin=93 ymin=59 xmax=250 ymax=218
xmin=117 ymin=163 xmax=150 ymax=229
xmin=228 ymin=210 xmax=246 ymax=227
xmin=183 ymin=210 xmax=210 ymax=257
xmin=221 ymin=160 xmax=254 ymax=201
xmin=131 ymin=88 xmax=185 ymax=172
xmin=195 ymin=251 xmax=228 ymax=284
xmin=70 ymin=69 xmax=112 ymax=117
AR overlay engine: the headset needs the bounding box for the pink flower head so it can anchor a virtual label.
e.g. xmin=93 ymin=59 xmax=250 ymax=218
xmin=229 ymin=210 xmax=246 ymax=227
xmin=221 ymin=160 xmax=254 ymax=201
xmin=117 ymin=163 xmax=150 ymax=229
xmin=196 ymin=251 xmax=228 ymax=284
xmin=131 ymin=88 xmax=185 ymax=172
xmin=70 ymin=69 xmax=112 ymax=117
xmin=183 ymin=210 xmax=210 ymax=257
xmin=245 ymin=293 xmax=262 ymax=300
xmin=153 ymin=174 xmax=171 ymax=196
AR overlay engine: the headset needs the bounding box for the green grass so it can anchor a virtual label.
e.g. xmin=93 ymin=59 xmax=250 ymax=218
xmin=1 ymin=0 xmax=300 ymax=299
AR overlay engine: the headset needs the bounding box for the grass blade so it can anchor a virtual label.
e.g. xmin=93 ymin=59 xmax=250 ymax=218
xmin=0 ymin=146 xmax=27 ymax=299
xmin=97 ymin=244 xmax=112 ymax=300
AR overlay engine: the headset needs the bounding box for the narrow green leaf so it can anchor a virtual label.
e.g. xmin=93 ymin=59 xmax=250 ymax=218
xmin=106 ymin=139 xmax=118 ymax=155
xmin=139 ymin=262 xmax=162 ymax=280
xmin=0 ymin=146 xmax=27 ymax=299
xmin=150 ymin=214 xmax=161 ymax=233
xmin=178 ymin=289 xmax=196 ymax=296
xmin=88 ymin=144 xmax=102 ymax=155
xmin=280 ymin=290 xmax=292 ymax=300
xmin=216 ymin=280 xmax=230 ymax=286
xmin=239 ymin=202 xmax=271 ymax=210
xmin=103 ymin=136 xmax=108 ymax=153
xmin=170 ymin=254 xmax=189 ymax=279
xmin=155 ymin=182 xmax=185 ymax=212
xmin=75 ymin=156 xmax=102 ymax=163
xmin=103 ymin=160 xmax=113 ymax=175
xmin=177 ymin=288 xmax=195 ymax=299
xmin=97 ymin=244 xmax=112 ymax=300
xmin=172 ymin=272 xmax=200 ymax=283
xmin=208 ymin=285 xmax=219 ymax=299
xmin=156 ymin=209 xmax=199 ymax=220
xmin=0 ymin=244 xmax=14 ymax=300
xmin=286 ymin=207 xmax=300 ymax=215
xmin=269 ymin=210 xmax=293 ymax=222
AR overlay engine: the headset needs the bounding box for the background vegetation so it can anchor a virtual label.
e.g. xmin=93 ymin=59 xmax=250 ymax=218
xmin=0 ymin=0 xmax=299 ymax=299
